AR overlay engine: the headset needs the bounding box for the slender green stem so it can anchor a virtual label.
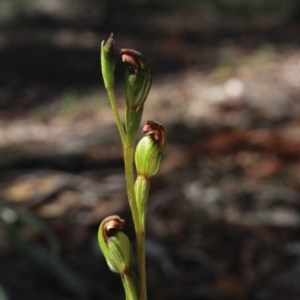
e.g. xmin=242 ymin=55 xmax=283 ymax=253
xmin=106 ymin=86 xmax=126 ymax=146
xmin=123 ymin=144 xmax=140 ymax=232
xmin=105 ymin=83 xmax=147 ymax=300
xmin=124 ymin=144 xmax=147 ymax=300
xmin=136 ymin=229 xmax=147 ymax=300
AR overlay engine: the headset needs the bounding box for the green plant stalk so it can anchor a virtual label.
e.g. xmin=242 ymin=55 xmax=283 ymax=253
xmin=136 ymin=229 xmax=146 ymax=300
xmin=105 ymin=85 xmax=147 ymax=300
xmin=106 ymin=86 xmax=127 ymax=146
xmin=124 ymin=143 xmax=147 ymax=300
xmin=105 ymin=86 xmax=141 ymax=233
xmin=102 ymin=38 xmax=149 ymax=300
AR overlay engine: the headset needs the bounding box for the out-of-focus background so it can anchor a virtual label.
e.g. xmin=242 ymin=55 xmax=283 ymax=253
xmin=0 ymin=0 xmax=300 ymax=299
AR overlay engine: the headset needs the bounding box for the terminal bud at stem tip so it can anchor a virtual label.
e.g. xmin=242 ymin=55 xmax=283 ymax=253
xmin=98 ymin=216 xmax=133 ymax=275
xmin=101 ymin=33 xmax=116 ymax=88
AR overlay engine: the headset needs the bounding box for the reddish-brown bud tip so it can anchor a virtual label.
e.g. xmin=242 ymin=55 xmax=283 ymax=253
xmin=142 ymin=120 xmax=165 ymax=148
xmin=102 ymin=215 xmax=125 ymax=238
xmin=120 ymin=49 xmax=142 ymax=73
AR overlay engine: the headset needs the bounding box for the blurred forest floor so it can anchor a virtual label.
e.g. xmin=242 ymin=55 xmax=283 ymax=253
xmin=0 ymin=2 xmax=300 ymax=300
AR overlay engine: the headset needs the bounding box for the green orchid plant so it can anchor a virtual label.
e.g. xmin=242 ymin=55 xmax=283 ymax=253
xmin=98 ymin=34 xmax=165 ymax=300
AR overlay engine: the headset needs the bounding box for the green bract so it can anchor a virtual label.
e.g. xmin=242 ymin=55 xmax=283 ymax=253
xmin=101 ymin=33 xmax=116 ymax=89
xmin=134 ymin=175 xmax=150 ymax=226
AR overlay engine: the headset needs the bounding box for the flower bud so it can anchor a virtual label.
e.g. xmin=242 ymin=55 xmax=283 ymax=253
xmin=98 ymin=216 xmax=133 ymax=275
xmin=135 ymin=120 xmax=165 ymax=178
xmin=120 ymin=49 xmax=152 ymax=109
xmin=101 ymin=33 xmax=116 ymax=89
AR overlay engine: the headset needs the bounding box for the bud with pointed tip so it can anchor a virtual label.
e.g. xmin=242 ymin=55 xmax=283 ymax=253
xmin=101 ymin=33 xmax=116 ymax=89
xmin=98 ymin=215 xmax=133 ymax=275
